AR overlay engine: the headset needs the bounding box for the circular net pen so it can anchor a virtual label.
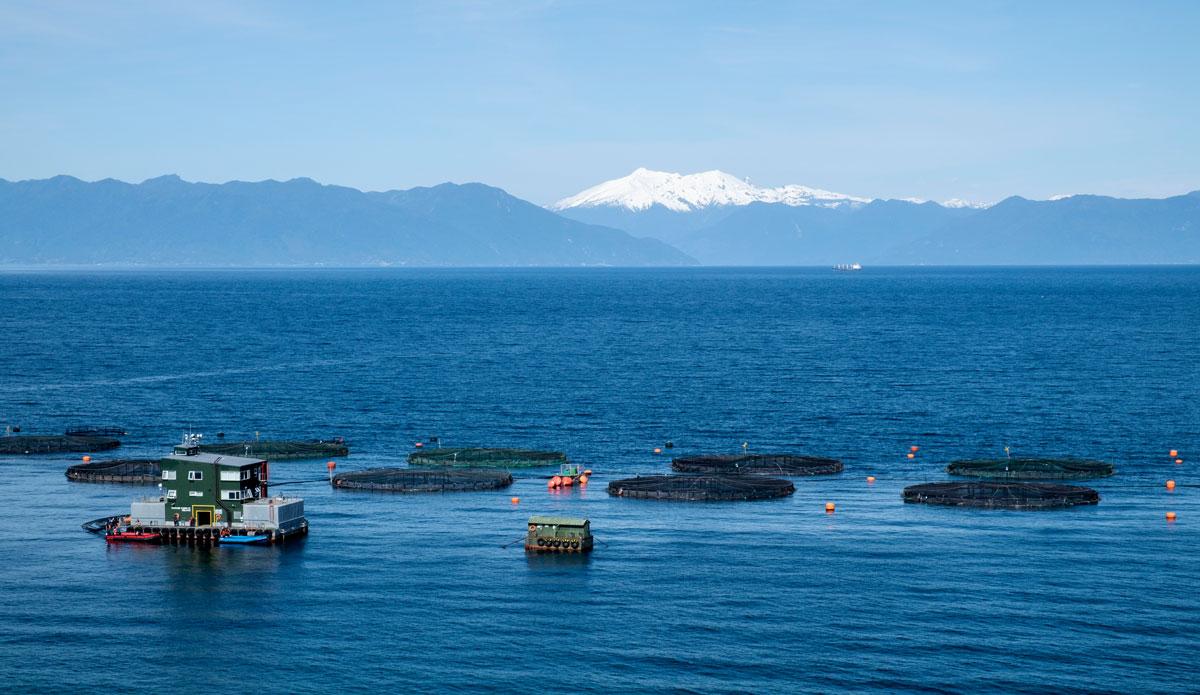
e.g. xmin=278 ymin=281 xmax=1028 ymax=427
xmin=333 ymin=468 xmax=514 ymax=493
xmin=902 ymin=481 xmax=1100 ymax=510
xmin=199 ymin=439 xmax=349 ymax=461
xmin=0 ymin=435 xmax=121 ymax=454
xmin=672 ymin=453 xmax=843 ymax=476
xmin=66 ymin=459 xmax=161 ymax=484
xmin=407 ymin=448 xmax=567 ymax=468
xmin=947 ymin=457 xmax=1114 ymax=480
xmin=607 ymin=474 xmax=795 ymax=501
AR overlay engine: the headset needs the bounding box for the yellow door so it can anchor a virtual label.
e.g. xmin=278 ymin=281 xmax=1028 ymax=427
xmin=194 ymin=505 xmax=215 ymax=526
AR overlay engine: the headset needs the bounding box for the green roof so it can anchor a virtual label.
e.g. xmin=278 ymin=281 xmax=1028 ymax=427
xmin=529 ymin=515 xmax=588 ymax=527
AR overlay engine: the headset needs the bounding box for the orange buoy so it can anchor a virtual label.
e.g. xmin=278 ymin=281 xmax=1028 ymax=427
xmin=414 ymin=442 xmax=424 ymax=448
xmin=562 ymin=476 xmax=574 ymax=486
xmin=1176 ymin=458 xmax=1184 ymax=465
xmin=326 ymin=461 xmax=336 ymax=470
xmin=82 ymin=455 xmax=91 ymax=462
xmin=1169 ymin=449 xmax=1178 ymax=458
xmin=1166 ymin=511 xmax=1177 ymax=521
xmin=866 ymin=476 xmax=876 ymax=483
xmin=825 ymin=502 xmax=835 ymax=513
xmin=578 ymin=475 xmax=589 ymax=485
xmin=1166 ymin=480 xmax=1176 ymax=490
xmin=547 ymin=478 xmax=557 ymax=489
xmin=653 ymin=448 xmax=662 ymax=455
xmin=510 ymin=497 xmax=519 ymax=504
xmin=583 ymin=469 xmax=593 ymax=476
xmin=910 ymin=446 xmax=919 ymax=452
xmin=906 ymin=453 xmax=915 ymax=459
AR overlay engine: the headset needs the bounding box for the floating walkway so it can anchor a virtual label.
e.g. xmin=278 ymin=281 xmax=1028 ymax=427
xmin=607 ymin=474 xmax=795 ymax=501
xmin=407 ymin=447 xmax=567 ymax=468
xmin=199 ymin=439 xmax=348 ymax=461
xmin=672 ymin=453 xmax=843 ymax=476
xmin=902 ymin=481 xmax=1100 ymax=510
xmin=0 ymin=434 xmax=121 ymax=455
xmin=333 ymin=468 xmax=514 ymax=493
xmin=66 ymin=459 xmax=160 ymax=484
xmin=946 ymin=457 xmax=1114 ymax=480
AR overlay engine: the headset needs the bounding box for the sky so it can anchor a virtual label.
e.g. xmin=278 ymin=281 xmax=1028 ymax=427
xmin=1 ymin=0 xmax=1198 ymax=205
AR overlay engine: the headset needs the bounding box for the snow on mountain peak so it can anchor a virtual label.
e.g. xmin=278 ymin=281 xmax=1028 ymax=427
xmin=551 ymin=168 xmax=871 ymax=213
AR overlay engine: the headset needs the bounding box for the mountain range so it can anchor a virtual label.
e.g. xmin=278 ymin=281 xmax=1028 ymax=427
xmin=1 ymin=169 xmax=1197 ymax=266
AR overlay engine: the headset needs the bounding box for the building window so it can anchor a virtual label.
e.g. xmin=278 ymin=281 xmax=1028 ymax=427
xmin=241 ymin=469 xmax=252 ymax=481
xmin=223 ymin=489 xmax=243 ymax=501
xmin=189 ymin=490 xmax=203 ymax=497
xmin=166 ymin=489 xmax=177 ymax=499
xmin=162 ymin=470 xmax=177 ymax=480
xmin=187 ymin=470 xmax=203 ymax=481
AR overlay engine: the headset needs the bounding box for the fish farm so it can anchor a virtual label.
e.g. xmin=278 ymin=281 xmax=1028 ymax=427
xmin=607 ymin=474 xmax=795 ymax=501
xmin=902 ymin=481 xmax=1101 ymax=510
xmin=198 ymin=438 xmax=349 ymax=461
xmin=671 ymin=453 xmax=843 ymax=476
xmin=66 ymin=458 xmax=160 ymax=484
xmin=0 ymin=434 xmax=121 ymax=454
xmin=407 ymin=447 xmax=568 ymax=468
xmin=946 ymin=457 xmax=1115 ymax=480
xmin=64 ymin=425 xmax=127 ymax=437
xmin=333 ymin=468 xmax=514 ymax=493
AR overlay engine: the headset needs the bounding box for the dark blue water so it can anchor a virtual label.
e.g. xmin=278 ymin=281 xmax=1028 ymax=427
xmin=0 ymin=267 xmax=1196 ymax=694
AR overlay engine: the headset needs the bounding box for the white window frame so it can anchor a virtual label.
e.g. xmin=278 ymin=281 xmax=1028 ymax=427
xmin=166 ymin=489 xmax=177 ymax=499
xmin=189 ymin=490 xmax=203 ymax=497
xmin=162 ymin=470 xmax=177 ymax=480
xmin=187 ymin=470 xmax=203 ymax=481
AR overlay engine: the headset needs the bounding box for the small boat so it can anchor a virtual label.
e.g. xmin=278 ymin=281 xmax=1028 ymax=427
xmin=220 ymin=534 xmax=270 ymax=545
xmin=105 ymin=531 xmax=160 ymax=544
xmin=833 ymin=263 xmax=863 ymax=272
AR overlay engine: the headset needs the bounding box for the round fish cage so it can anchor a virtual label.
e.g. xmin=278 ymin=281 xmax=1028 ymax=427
xmin=671 ymin=453 xmax=843 ymax=476
xmin=66 ymin=459 xmax=161 ymax=484
xmin=199 ymin=439 xmax=349 ymax=461
xmin=332 ymin=468 xmax=514 ymax=493
xmin=607 ymin=474 xmax=795 ymax=501
xmin=0 ymin=434 xmax=121 ymax=455
xmin=407 ymin=447 xmax=567 ymax=468
xmin=946 ymin=457 xmax=1114 ymax=480
xmin=902 ymin=481 xmax=1100 ymax=510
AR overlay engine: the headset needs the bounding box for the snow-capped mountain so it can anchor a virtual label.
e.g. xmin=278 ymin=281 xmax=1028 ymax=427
xmin=551 ymin=168 xmax=871 ymax=212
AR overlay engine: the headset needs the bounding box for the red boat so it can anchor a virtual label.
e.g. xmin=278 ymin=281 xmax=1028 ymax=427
xmin=105 ymin=531 xmax=160 ymax=544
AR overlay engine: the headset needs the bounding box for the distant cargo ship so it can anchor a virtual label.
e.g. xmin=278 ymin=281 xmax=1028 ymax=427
xmin=833 ymin=263 xmax=862 ymax=271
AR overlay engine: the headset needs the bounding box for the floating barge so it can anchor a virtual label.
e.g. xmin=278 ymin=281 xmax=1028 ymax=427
xmin=89 ymin=435 xmax=307 ymax=545
xmin=525 ymin=516 xmax=593 ymax=553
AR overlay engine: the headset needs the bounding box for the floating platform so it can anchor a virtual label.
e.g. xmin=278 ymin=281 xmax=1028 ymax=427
xmin=407 ymin=447 xmax=567 ymax=468
xmin=66 ymin=458 xmax=160 ymax=484
xmin=333 ymin=467 xmax=514 ymax=493
xmin=672 ymin=453 xmax=843 ymax=476
xmin=0 ymin=434 xmax=121 ymax=455
xmin=526 ymin=516 xmax=593 ymax=553
xmin=198 ymin=439 xmax=348 ymax=461
xmin=607 ymin=474 xmax=795 ymax=501
xmin=902 ymin=481 xmax=1100 ymax=510
xmin=946 ymin=457 xmax=1114 ymax=480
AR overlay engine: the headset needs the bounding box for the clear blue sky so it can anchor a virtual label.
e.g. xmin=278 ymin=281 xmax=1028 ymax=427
xmin=2 ymin=1 xmax=1198 ymax=204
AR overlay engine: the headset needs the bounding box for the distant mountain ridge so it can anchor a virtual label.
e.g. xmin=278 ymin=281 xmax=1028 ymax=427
xmin=553 ymin=169 xmax=1199 ymax=265
xmin=0 ymin=175 xmax=694 ymax=267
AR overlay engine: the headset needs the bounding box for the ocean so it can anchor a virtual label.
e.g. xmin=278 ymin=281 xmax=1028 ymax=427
xmin=0 ymin=267 xmax=1196 ymax=693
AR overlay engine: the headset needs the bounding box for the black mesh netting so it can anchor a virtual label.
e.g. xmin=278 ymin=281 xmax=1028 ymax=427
xmin=199 ymin=439 xmax=349 ymax=461
xmin=66 ymin=459 xmax=160 ymax=484
xmin=902 ymin=481 xmax=1100 ymax=509
xmin=333 ymin=468 xmax=514 ymax=492
xmin=946 ymin=458 xmax=1114 ymax=480
xmin=672 ymin=453 xmax=843 ymax=476
xmin=407 ymin=448 xmax=567 ymax=468
xmin=607 ymin=474 xmax=795 ymax=501
xmin=0 ymin=435 xmax=121 ymax=454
